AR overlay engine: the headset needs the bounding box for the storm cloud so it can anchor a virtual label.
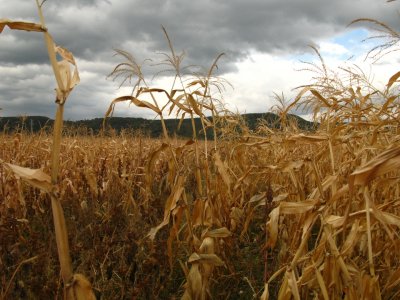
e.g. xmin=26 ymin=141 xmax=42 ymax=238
xmin=0 ymin=0 xmax=398 ymax=119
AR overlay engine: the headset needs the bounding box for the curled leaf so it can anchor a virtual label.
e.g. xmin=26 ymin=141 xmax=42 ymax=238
xmin=3 ymin=162 xmax=51 ymax=192
xmin=0 ymin=19 xmax=45 ymax=33
xmin=350 ymin=146 xmax=400 ymax=189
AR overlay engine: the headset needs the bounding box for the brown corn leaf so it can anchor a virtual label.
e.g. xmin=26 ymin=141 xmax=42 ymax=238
xmin=0 ymin=19 xmax=45 ymax=33
xmin=384 ymin=267 xmax=400 ymax=291
xmin=4 ymin=162 xmax=51 ymax=193
xmin=349 ymin=146 xmax=400 ymax=188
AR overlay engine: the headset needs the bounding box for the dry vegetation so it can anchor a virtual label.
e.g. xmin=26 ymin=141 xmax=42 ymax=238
xmin=2 ymin=2 xmax=400 ymax=300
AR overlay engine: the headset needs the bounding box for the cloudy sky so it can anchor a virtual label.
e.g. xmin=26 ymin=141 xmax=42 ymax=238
xmin=1 ymin=0 xmax=399 ymax=120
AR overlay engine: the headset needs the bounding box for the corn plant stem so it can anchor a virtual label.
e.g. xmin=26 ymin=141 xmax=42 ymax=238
xmin=50 ymin=104 xmax=73 ymax=285
xmin=35 ymin=0 xmax=73 ymax=286
xmin=363 ymin=186 xmax=375 ymax=276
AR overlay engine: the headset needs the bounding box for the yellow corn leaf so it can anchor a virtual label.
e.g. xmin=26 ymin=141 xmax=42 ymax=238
xmin=341 ymin=221 xmax=360 ymax=256
xmin=287 ymin=133 xmax=328 ymax=142
xmin=83 ymin=169 xmax=98 ymax=197
xmin=204 ymin=227 xmax=232 ymax=238
xmin=0 ymin=19 xmax=45 ymax=33
xmin=145 ymin=143 xmax=169 ymax=186
xmin=182 ymin=263 xmax=203 ymax=300
xmin=4 ymin=162 xmax=51 ymax=193
xmin=260 ymin=283 xmax=269 ymax=300
xmin=56 ymin=46 xmax=79 ymax=86
xmin=188 ymin=253 xmax=225 ymax=266
xmin=105 ymin=96 xmax=161 ymax=118
xmin=386 ymin=70 xmax=400 ymax=90
xmin=266 ymin=206 xmax=280 ymax=249
xmin=277 ymin=275 xmax=292 ymax=300
xmin=66 ymin=274 xmax=97 ymax=300
xmin=310 ymin=89 xmax=332 ymax=107
xmin=314 ymin=263 xmax=329 ymax=300
xmin=147 ymin=176 xmax=185 ymax=240
xmin=373 ymin=209 xmax=400 ymax=228
xmin=302 ymin=212 xmax=317 ymax=240
xmin=272 ymin=193 xmax=289 ymax=202
xmin=187 ymin=94 xmax=203 ymax=116
xmin=287 ymin=270 xmax=301 ymax=300
xmin=249 ymin=192 xmax=267 ymax=205
xmin=214 ymin=152 xmax=231 ymax=189
xmin=349 ymin=146 xmax=400 ymax=188
xmin=280 ymin=160 xmax=304 ymax=172
xmin=279 ymin=199 xmax=318 ymax=214
xmin=361 ymin=274 xmax=382 ymax=300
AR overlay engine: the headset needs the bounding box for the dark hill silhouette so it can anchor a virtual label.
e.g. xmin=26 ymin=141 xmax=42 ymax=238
xmin=0 ymin=113 xmax=316 ymax=137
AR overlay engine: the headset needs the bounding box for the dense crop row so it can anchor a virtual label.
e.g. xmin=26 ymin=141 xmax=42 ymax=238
xmin=2 ymin=1 xmax=400 ymax=299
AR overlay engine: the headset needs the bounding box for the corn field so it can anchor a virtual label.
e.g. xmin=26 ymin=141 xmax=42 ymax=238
xmin=2 ymin=2 xmax=400 ymax=299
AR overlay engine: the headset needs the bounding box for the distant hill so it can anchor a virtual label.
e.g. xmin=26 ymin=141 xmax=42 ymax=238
xmin=0 ymin=113 xmax=317 ymax=137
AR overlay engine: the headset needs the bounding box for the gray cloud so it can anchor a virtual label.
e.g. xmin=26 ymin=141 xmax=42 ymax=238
xmin=0 ymin=0 xmax=399 ymax=119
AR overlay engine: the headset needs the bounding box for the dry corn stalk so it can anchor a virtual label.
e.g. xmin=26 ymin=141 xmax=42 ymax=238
xmin=0 ymin=1 xmax=94 ymax=298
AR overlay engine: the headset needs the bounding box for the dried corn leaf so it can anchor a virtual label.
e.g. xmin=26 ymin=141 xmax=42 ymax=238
xmin=384 ymin=267 xmax=400 ymax=291
xmin=260 ymin=283 xmax=269 ymax=300
xmin=182 ymin=263 xmax=202 ymax=300
xmin=67 ymin=274 xmax=96 ymax=300
xmin=341 ymin=221 xmax=360 ymax=256
xmin=279 ymin=199 xmax=318 ymax=214
xmin=387 ymin=70 xmax=400 ymax=90
xmin=287 ymin=270 xmax=301 ymax=300
xmin=287 ymin=133 xmax=328 ymax=142
xmin=350 ymin=146 xmax=400 ymax=188
xmin=187 ymin=94 xmax=203 ymax=116
xmin=249 ymin=192 xmax=266 ymax=205
xmin=373 ymin=209 xmax=400 ymax=228
xmin=277 ymin=275 xmax=292 ymax=300
xmin=54 ymin=45 xmax=80 ymax=99
xmin=145 ymin=143 xmax=169 ymax=186
xmin=266 ymin=206 xmax=280 ymax=249
xmin=214 ymin=152 xmax=231 ymax=189
xmin=106 ymin=95 xmax=161 ymax=117
xmin=0 ymin=19 xmax=45 ymax=33
xmin=280 ymin=160 xmax=304 ymax=172
xmin=204 ymin=227 xmax=231 ymax=238
xmin=314 ymin=263 xmax=329 ymax=300
xmin=310 ymin=89 xmax=332 ymax=107
xmin=147 ymin=176 xmax=185 ymax=240
xmin=188 ymin=253 xmax=225 ymax=266
xmin=4 ymin=162 xmax=51 ymax=192
xmin=272 ymin=193 xmax=289 ymax=202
